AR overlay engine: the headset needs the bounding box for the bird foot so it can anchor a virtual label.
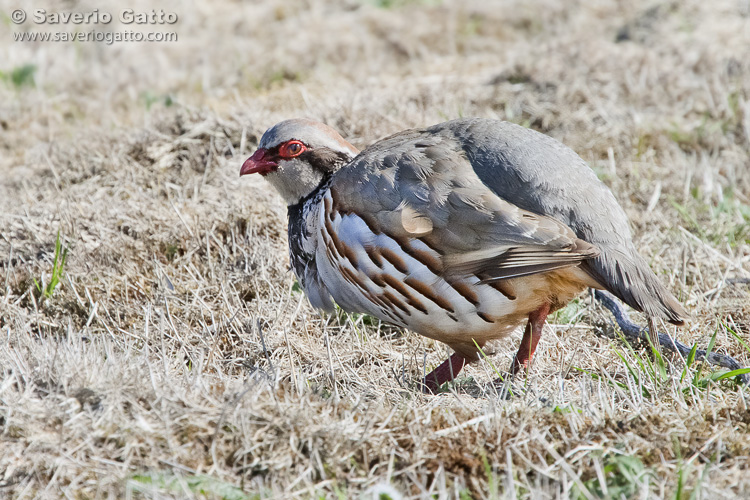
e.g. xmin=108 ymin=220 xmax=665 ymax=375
xmin=420 ymin=352 xmax=467 ymax=394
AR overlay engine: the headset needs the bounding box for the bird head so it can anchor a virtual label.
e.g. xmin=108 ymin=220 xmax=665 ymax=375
xmin=240 ymin=119 xmax=359 ymax=206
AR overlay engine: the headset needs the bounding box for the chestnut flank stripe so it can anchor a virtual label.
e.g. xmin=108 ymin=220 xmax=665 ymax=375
xmin=403 ymin=277 xmax=455 ymax=314
xmin=339 ymin=266 xmax=360 ymax=288
xmin=448 ymin=280 xmax=480 ymax=306
xmin=403 ymin=244 xmax=443 ymax=274
xmin=381 ymin=274 xmax=428 ymax=314
xmin=325 ymin=211 xmax=359 ymax=267
xmin=379 ymin=247 xmax=409 ymax=274
xmin=365 ymin=246 xmax=385 ymax=269
xmin=381 ymin=291 xmax=411 ymax=316
xmin=477 ymin=311 xmax=495 ymax=323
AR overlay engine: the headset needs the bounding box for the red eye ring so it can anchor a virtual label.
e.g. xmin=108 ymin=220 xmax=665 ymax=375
xmin=279 ymin=140 xmax=306 ymax=158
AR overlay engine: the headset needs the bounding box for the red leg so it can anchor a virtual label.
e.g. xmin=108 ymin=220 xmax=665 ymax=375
xmin=510 ymin=303 xmax=551 ymax=375
xmin=422 ymin=352 xmax=467 ymax=394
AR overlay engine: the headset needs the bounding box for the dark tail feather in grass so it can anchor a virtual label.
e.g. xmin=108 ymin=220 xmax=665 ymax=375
xmin=594 ymin=290 xmax=750 ymax=385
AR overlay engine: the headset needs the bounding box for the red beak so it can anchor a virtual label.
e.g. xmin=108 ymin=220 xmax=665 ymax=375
xmin=240 ymin=148 xmax=277 ymax=176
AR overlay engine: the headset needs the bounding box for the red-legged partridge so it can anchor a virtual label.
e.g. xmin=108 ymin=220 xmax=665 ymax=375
xmin=240 ymin=118 xmax=687 ymax=393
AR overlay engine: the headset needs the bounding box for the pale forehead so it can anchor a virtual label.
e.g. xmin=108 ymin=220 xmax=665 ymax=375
xmin=259 ymin=119 xmax=358 ymax=155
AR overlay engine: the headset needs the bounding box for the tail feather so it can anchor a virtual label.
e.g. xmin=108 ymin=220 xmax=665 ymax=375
xmin=582 ymin=245 xmax=687 ymax=326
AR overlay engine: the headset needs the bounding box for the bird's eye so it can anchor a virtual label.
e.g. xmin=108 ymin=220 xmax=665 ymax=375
xmin=280 ymin=140 xmax=306 ymax=158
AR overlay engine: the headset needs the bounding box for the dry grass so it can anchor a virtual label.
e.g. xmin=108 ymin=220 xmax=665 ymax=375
xmin=1 ymin=0 xmax=750 ymax=498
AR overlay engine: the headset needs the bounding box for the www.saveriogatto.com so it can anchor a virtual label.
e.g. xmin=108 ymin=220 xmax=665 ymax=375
xmin=9 ymin=8 xmax=179 ymax=45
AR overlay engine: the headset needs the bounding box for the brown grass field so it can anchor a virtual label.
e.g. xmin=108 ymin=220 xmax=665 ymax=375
xmin=2 ymin=0 xmax=750 ymax=498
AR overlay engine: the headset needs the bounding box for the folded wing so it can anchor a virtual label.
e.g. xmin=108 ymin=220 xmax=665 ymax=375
xmin=330 ymin=131 xmax=599 ymax=282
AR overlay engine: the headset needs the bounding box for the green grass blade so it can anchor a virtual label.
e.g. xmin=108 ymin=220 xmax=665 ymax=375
xmin=708 ymin=367 xmax=750 ymax=382
xmin=571 ymin=366 xmax=629 ymax=391
xmin=473 ymin=338 xmax=512 ymax=396
xmin=613 ymin=349 xmax=652 ymax=398
xmin=706 ymin=325 xmax=719 ymax=358
xmin=37 ymin=230 xmax=69 ymax=300
xmin=724 ymin=323 xmax=750 ymax=354
xmin=680 ymin=343 xmax=699 ymax=384
xmin=693 ymin=327 xmax=721 ymax=387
